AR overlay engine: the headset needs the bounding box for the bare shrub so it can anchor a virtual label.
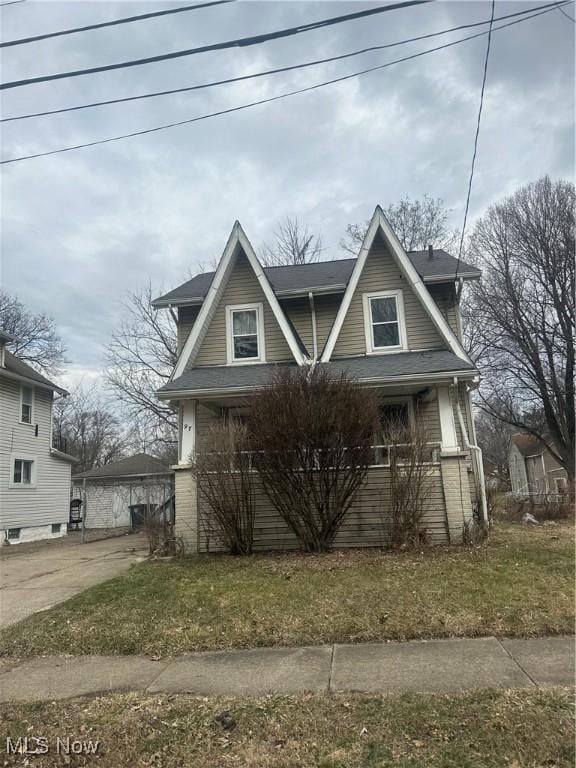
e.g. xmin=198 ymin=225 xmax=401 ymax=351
xmin=248 ymin=366 xmax=378 ymax=552
xmin=384 ymin=416 xmax=433 ymax=549
xmin=190 ymin=421 xmax=255 ymax=555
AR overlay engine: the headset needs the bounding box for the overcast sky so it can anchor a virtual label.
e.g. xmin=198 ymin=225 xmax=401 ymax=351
xmin=0 ymin=0 xmax=574 ymax=389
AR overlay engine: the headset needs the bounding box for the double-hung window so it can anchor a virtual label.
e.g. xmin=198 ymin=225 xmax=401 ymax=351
xmin=21 ymin=384 xmax=33 ymax=424
xmin=13 ymin=458 xmax=33 ymax=485
xmin=363 ymin=291 xmax=406 ymax=353
xmin=226 ymin=304 xmax=264 ymax=363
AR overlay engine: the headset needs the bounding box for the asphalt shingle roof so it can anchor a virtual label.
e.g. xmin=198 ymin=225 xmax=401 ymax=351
xmin=153 ymin=252 xmax=480 ymax=307
xmin=2 ymin=350 xmax=66 ymax=392
xmin=73 ymin=453 xmax=173 ymax=480
xmin=511 ymin=434 xmax=548 ymax=457
xmin=158 ymin=351 xmax=477 ymax=395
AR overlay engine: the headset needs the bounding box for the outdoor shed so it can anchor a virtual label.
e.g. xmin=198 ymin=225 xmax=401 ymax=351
xmin=72 ymin=453 xmax=174 ymax=532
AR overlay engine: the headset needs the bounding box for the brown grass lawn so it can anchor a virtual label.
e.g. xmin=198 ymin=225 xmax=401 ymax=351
xmin=0 ymin=522 xmax=573 ymax=657
xmin=1 ymin=688 xmax=573 ymax=768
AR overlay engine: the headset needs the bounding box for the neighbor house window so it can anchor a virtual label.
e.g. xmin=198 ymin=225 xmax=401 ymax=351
xmin=13 ymin=459 xmax=33 ymax=485
xmin=7 ymin=528 xmax=20 ymax=541
xmin=226 ymin=303 xmax=264 ymax=363
xmin=363 ymin=291 xmax=406 ymax=353
xmin=20 ymin=384 xmax=33 ymax=424
xmin=51 ymin=523 xmax=61 ymax=534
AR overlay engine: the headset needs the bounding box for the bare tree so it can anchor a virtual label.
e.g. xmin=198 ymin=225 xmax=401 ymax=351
xmin=191 ymin=420 xmax=255 ymax=555
xmin=248 ymin=366 xmax=378 ymax=552
xmin=340 ymin=195 xmax=458 ymax=255
xmin=465 ymin=177 xmax=575 ymax=484
xmin=383 ymin=416 xmax=433 ymax=549
xmin=53 ymin=385 xmax=126 ymax=473
xmin=0 ymin=290 xmax=66 ymax=376
xmin=474 ymin=410 xmax=513 ymax=484
xmin=261 ymin=216 xmax=323 ymax=266
xmin=105 ymin=282 xmax=177 ymax=453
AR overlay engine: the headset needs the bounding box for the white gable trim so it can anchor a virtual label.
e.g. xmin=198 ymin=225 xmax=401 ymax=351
xmin=171 ymin=222 xmax=308 ymax=380
xmin=321 ymin=207 xmax=471 ymax=363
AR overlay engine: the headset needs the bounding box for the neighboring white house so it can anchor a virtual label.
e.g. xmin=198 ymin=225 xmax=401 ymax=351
xmin=509 ymin=433 xmax=569 ymax=500
xmin=0 ymin=330 xmax=76 ymax=545
xmin=72 ymin=454 xmax=174 ymax=530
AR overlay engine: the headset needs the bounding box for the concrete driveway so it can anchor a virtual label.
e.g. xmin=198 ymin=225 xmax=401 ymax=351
xmin=0 ymin=534 xmax=148 ymax=629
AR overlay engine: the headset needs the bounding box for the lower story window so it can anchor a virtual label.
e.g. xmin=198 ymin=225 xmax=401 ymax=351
xmin=51 ymin=523 xmax=61 ymax=534
xmin=7 ymin=528 xmax=20 ymax=540
xmin=13 ymin=459 xmax=33 ymax=485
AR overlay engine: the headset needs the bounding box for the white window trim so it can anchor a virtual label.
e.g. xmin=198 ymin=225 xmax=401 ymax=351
xmin=225 ymin=302 xmax=266 ymax=365
xmin=9 ymin=454 xmax=37 ymax=488
xmin=20 ymin=383 xmax=34 ymax=426
xmin=362 ymin=290 xmax=407 ymax=355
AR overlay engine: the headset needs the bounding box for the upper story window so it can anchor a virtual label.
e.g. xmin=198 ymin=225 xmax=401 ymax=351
xmin=363 ymin=291 xmax=407 ymax=354
xmin=226 ymin=303 xmax=265 ymax=364
xmin=20 ymin=384 xmax=34 ymax=424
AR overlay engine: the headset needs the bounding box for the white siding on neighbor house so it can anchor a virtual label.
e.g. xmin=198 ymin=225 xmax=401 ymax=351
xmin=0 ymin=376 xmax=71 ymax=537
xmin=72 ymin=479 xmax=173 ymax=529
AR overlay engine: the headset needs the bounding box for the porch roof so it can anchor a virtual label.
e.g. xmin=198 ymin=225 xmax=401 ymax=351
xmin=158 ymin=350 xmax=477 ymax=398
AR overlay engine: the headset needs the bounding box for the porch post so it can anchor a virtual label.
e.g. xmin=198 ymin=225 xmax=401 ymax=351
xmin=174 ymin=399 xmax=199 ymax=554
xmin=437 ymin=385 xmax=472 ymax=544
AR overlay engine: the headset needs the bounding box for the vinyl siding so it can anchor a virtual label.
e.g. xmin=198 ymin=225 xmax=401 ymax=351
xmin=281 ymin=297 xmax=313 ymax=356
xmin=0 ymin=377 xmax=71 ymax=530
xmin=509 ymin=444 xmax=528 ymax=494
xmin=177 ymin=306 xmax=200 ymax=354
xmin=315 ymin=295 xmax=342 ymax=355
xmin=427 ymin=283 xmax=460 ymax=339
xmin=192 ymin=252 xmax=293 ymax=367
xmin=198 ymin=467 xmax=448 ymax=553
xmin=333 ymin=234 xmax=445 ymax=358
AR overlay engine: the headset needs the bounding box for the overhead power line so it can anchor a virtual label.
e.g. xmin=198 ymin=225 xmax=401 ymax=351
xmin=0 ymin=0 xmax=431 ymax=90
xmin=456 ymin=0 xmax=496 ymax=274
xmin=555 ymin=0 xmax=576 ymax=20
xmin=1 ymin=4 xmax=558 ymax=166
xmin=2 ymin=0 xmax=567 ymax=124
xmin=0 ymin=0 xmax=27 ymax=6
xmin=0 ymin=0 xmax=236 ymax=49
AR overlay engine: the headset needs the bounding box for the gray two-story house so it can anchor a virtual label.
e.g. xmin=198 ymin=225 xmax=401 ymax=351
xmin=155 ymin=207 xmax=486 ymax=552
xmin=0 ymin=330 xmax=75 ymax=544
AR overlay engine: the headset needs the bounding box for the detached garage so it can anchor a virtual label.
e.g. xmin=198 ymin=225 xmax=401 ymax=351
xmin=72 ymin=453 xmax=174 ymax=532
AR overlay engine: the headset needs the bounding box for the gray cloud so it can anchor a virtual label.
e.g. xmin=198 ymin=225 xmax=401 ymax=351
xmin=1 ymin=0 xmax=573 ymax=380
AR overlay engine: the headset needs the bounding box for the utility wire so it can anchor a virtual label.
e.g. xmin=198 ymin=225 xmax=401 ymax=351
xmin=0 ymin=0 xmax=431 ymax=90
xmin=0 ymin=1 xmax=236 ymax=49
xmin=455 ymin=0 xmax=496 ymax=276
xmin=0 ymin=4 xmax=557 ymax=166
xmin=0 ymin=0 xmax=27 ymax=6
xmin=2 ymin=0 xmax=567 ymax=124
xmin=555 ymin=0 xmax=575 ymax=20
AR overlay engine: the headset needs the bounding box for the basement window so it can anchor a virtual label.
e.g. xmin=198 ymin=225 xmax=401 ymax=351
xmin=51 ymin=523 xmax=61 ymax=534
xmin=7 ymin=528 xmax=20 ymax=541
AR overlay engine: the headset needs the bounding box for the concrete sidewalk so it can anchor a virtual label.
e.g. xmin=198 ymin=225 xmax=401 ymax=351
xmin=0 ymin=635 xmax=573 ymax=702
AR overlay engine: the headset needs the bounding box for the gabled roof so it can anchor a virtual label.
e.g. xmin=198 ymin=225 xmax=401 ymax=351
xmin=1 ymin=350 xmax=68 ymax=395
xmin=153 ymin=252 xmax=480 ymax=307
xmin=158 ymin=350 xmax=477 ymax=398
xmin=73 ymin=453 xmax=172 ymax=480
xmin=320 ymin=207 xmax=472 ymax=364
xmin=170 ymin=221 xmax=309 ymax=381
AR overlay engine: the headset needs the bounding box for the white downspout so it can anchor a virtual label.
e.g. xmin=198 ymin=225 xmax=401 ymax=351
xmin=452 ymin=378 xmax=489 ymax=526
xmin=308 ymin=291 xmax=318 ymax=362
